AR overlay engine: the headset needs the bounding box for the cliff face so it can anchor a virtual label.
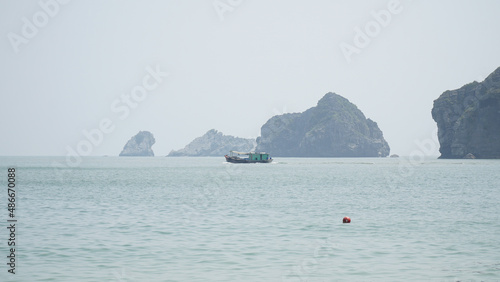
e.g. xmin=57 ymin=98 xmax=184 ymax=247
xmin=256 ymin=93 xmax=390 ymax=157
xmin=119 ymin=131 xmax=156 ymax=156
xmin=432 ymin=67 xmax=500 ymax=159
xmin=168 ymin=129 xmax=256 ymax=157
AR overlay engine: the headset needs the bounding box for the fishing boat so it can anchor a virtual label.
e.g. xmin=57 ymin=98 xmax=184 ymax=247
xmin=224 ymin=151 xmax=273 ymax=163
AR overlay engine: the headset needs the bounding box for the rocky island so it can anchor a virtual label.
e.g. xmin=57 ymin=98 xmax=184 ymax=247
xmin=256 ymin=92 xmax=390 ymax=157
xmin=168 ymin=129 xmax=256 ymax=157
xmin=432 ymin=67 xmax=500 ymax=159
xmin=119 ymin=131 xmax=156 ymax=156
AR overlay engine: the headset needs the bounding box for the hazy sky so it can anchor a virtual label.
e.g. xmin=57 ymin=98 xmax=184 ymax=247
xmin=1 ymin=0 xmax=500 ymax=157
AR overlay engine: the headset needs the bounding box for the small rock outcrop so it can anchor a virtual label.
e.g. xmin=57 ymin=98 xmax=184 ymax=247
xmin=119 ymin=131 xmax=156 ymax=156
xmin=255 ymin=93 xmax=390 ymax=157
xmin=432 ymin=67 xmax=500 ymax=159
xmin=390 ymin=154 xmax=400 ymax=158
xmin=168 ymin=129 xmax=256 ymax=157
xmin=464 ymin=153 xmax=476 ymax=159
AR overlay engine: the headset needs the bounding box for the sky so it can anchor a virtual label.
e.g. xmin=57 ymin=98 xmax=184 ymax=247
xmin=1 ymin=0 xmax=500 ymax=157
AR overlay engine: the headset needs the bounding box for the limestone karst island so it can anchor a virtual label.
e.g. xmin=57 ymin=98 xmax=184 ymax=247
xmin=168 ymin=93 xmax=390 ymax=158
xmin=119 ymin=131 xmax=156 ymax=156
xmin=256 ymin=93 xmax=390 ymax=157
xmin=432 ymin=67 xmax=500 ymax=159
xmin=121 ymin=71 xmax=500 ymax=160
xmin=168 ymin=129 xmax=256 ymax=157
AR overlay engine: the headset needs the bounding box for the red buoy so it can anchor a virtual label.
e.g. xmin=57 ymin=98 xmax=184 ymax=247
xmin=343 ymin=216 xmax=351 ymax=223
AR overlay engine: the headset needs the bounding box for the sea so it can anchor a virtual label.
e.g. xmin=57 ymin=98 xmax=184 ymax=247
xmin=0 ymin=156 xmax=499 ymax=281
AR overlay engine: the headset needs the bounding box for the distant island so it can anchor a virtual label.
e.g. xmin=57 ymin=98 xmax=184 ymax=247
xmin=256 ymin=92 xmax=390 ymax=157
xmin=119 ymin=131 xmax=156 ymax=156
xmin=119 ymin=68 xmax=500 ymax=159
xmin=169 ymin=93 xmax=390 ymax=157
xmin=432 ymin=67 xmax=500 ymax=159
xmin=168 ymin=129 xmax=256 ymax=157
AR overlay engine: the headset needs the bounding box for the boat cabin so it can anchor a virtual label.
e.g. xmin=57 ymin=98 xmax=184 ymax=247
xmin=227 ymin=151 xmax=272 ymax=163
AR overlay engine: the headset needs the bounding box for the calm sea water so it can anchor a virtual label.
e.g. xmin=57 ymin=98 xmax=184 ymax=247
xmin=0 ymin=156 xmax=499 ymax=281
